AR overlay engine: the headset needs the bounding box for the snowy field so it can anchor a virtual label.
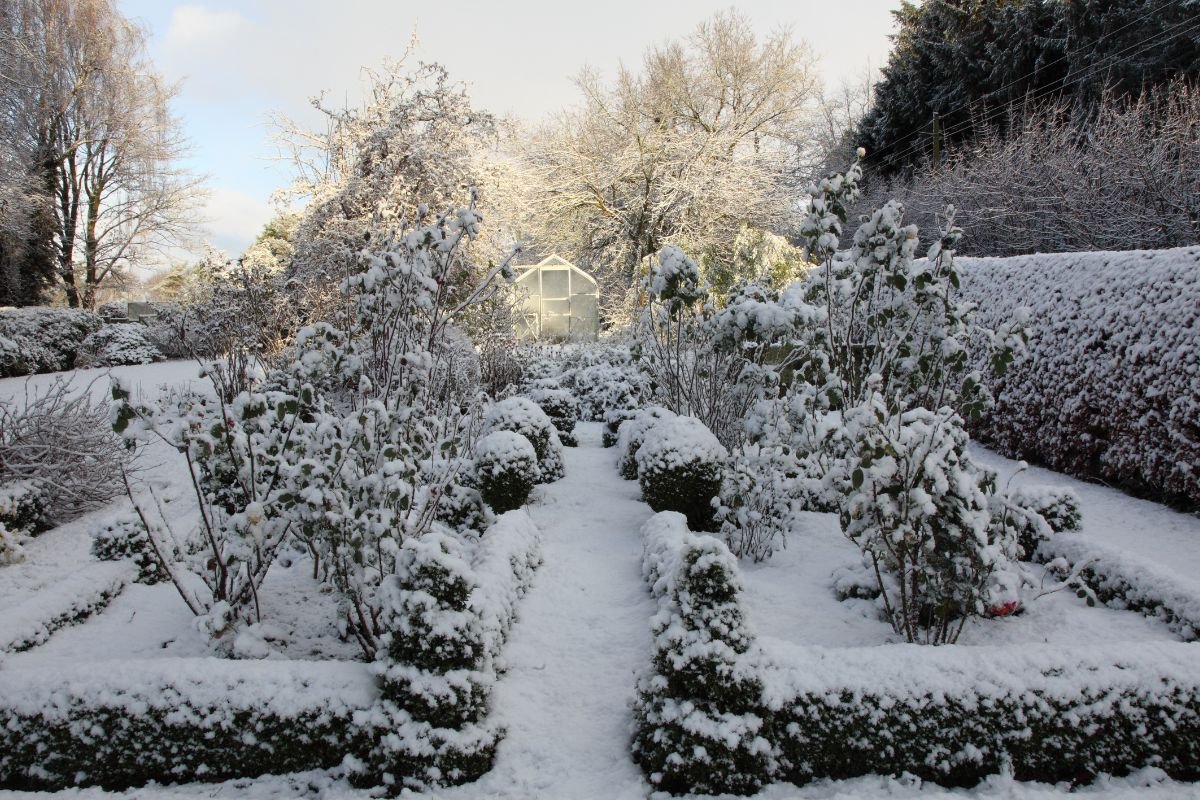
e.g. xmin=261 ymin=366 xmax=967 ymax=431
xmin=1 ymin=365 xmax=1198 ymax=799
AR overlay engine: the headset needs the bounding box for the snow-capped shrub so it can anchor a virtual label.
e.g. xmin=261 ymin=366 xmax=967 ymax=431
xmin=527 ymin=386 xmax=579 ymax=447
xmin=353 ymin=514 xmax=541 ymax=792
xmin=602 ymin=407 xmax=637 ymax=448
xmin=378 ymin=532 xmax=490 ymax=724
xmin=97 ymin=300 xmax=128 ymax=320
xmin=1 ymin=376 xmax=133 ymax=525
xmin=475 ymin=431 xmax=538 ymax=514
xmin=637 ymin=416 xmax=728 ymax=532
xmin=433 ymin=483 xmax=488 ymax=535
xmin=75 ymin=323 xmax=163 ymax=368
xmin=0 ymin=307 xmax=101 ymax=376
xmin=995 ymin=484 xmax=1082 ymax=560
xmin=717 ymin=440 xmax=801 ymax=562
xmin=960 ymin=246 xmax=1200 ymax=509
xmin=0 ymin=480 xmax=49 ymax=536
xmin=0 ymin=522 xmax=26 ymax=566
xmin=114 ymin=203 xmax=518 ymax=658
xmin=634 ymin=514 xmax=772 ymax=795
xmin=91 ymin=514 xmax=168 ymax=584
xmin=616 ymin=406 xmax=676 ymax=480
xmin=142 ymin=302 xmax=206 ymax=359
xmin=482 ymin=397 xmax=564 ymax=483
xmin=636 ymin=250 xmax=789 ymax=449
xmin=839 ymin=398 xmax=1012 ymax=644
xmin=765 ymin=642 xmax=1200 ymax=786
xmin=0 ymin=659 xmax=377 ymax=790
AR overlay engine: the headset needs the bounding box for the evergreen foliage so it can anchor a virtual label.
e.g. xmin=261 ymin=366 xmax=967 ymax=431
xmin=859 ymin=0 xmax=1200 ymax=177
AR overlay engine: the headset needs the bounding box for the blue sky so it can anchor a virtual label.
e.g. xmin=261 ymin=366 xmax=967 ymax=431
xmin=116 ymin=1 xmax=902 ymax=266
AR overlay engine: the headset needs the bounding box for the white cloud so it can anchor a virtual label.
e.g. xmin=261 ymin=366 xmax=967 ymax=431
xmin=200 ymin=186 xmax=273 ymax=256
xmin=164 ymin=5 xmax=245 ymax=48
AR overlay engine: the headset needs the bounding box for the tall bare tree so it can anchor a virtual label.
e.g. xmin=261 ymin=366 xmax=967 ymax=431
xmin=1 ymin=0 xmax=202 ymax=309
xmin=519 ymin=10 xmax=818 ymax=318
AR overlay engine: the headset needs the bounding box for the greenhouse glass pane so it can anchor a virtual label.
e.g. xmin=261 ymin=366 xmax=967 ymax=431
xmin=540 ymin=268 xmax=570 ymax=298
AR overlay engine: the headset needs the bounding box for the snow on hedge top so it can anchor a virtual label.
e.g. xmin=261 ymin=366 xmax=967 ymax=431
xmin=761 ymin=639 xmax=1200 ymax=714
xmin=958 ymin=245 xmax=1200 ymax=507
xmin=483 ymin=397 xmax=553 ymax=440
xmin=636 ymin=415 xmax=728 ymax=474
xmin=616 ymin=406 xmax=675 ymax=462
xmin=475 ymin=430 xmax=537 ymax=473
xmin=0 ymin=657 xmax=376 ymax=721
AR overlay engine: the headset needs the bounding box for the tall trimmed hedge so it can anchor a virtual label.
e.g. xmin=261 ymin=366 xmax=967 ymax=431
xmin=959 ymin=247 xmax=1200 ymax=510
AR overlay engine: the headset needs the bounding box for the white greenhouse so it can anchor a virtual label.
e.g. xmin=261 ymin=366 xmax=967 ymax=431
xmin=513 ymin=254 xmax=600 ymax=341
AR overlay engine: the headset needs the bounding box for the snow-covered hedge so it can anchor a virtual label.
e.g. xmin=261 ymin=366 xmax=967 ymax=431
xmin=75 ymin=323 xmax=163 ymax=368
xmin=636 ymin=416 xmax=728 ymax=532
xmin=355 ymin=512 xmax=543 ymax=791
xmin=0 ymin=560 xmax=135 ymax=654
xmin=1039 ymin=533 xmax=1200 ymax=641
xmin=959 ymin=247 xmax=1200 ymax=509
xmin=0 ymin=307 xmax=102 ymax=376
xmin=91 ymin=514 xmax=168 ymax=584
xmin=1002 ymin=484 xmax=1081 ymax=560
xmin=482 ymin=397 xmax=565 ymax=484
xmin=632 ymin=516 xmax=1200 ymax=794
xmin=475 ymin=431 xmax=538 ymax=514
xmin=0 ymin=513 xmax=543 ymax=793
xmin=633 ymin=512 xmax=772 ymax=796
xmin=0 ymin=659 xmax=377 ymax=790
xmin=764 ymin=641 xmax=1200 ymax=786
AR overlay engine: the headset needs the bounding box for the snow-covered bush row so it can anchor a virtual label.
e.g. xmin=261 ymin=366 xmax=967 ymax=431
xmin=1039 ymin=533 xmax=1200 ymax=641
xmin=355 ymin=511 xmax=542 ymax=791
xmin=482 ymin=397 xmax=564 ymax=484
xmin=0 ymin=307 xmax=101 ymax=377
xmin=633 ymin=512 xmax=772 ymax=796
xmin=0 ymin=659 xmax=377 ymax=790
xmin=520 ymin=345 xmax=648 ymax=423
xmin=636 ymin=416 xmax=728 ymax=532
xmin=75 ymin=323 xmax=163 ymax=367
xmin=0 ymin=514 xmax=541 ymax=792
xmin=763 ymin=641 xmax=1200 ymax=786
xmin=0 ymin=561 xmax=136 ymax=654
xmin=959 ymin=246 xmax=1200 ymax=509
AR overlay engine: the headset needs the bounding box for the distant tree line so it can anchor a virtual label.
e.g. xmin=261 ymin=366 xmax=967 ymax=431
xmin=858 ymin=0 xmax=1200 ymax=178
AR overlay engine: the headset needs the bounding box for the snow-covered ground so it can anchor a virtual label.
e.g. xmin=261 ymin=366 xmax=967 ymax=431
xmin=2 ymin=364 xmax=1199 ymax=799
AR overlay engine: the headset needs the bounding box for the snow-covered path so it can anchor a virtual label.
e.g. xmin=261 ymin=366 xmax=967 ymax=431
xmin=442 ymin=421 xmax=656 ymax=800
